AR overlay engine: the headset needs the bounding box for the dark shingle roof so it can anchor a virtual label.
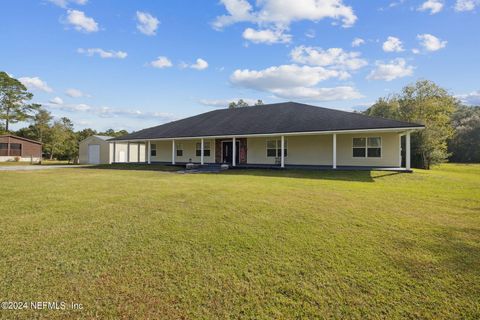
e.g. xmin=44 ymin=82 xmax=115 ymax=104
xmin=112 ymin=102 xmax=423 ymax=141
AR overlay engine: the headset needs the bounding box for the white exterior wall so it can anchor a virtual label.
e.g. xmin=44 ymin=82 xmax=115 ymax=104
xmin=0 ymin=156 xmax=41 ymax=162
xmin=79 ymin=136 xmax=111 ymax=164
xmin=110 ymin=142 xmax=146 ymax=163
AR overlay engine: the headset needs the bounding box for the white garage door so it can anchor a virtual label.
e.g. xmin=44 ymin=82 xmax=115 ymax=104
xmin=88 ymin=144 xmax=100 ymax=164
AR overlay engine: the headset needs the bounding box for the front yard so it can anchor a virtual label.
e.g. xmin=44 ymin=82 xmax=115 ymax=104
xmin=0 ymin=164 xmax=479 ymax=319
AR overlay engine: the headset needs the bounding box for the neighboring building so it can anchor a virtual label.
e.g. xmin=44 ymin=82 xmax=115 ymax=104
xmin=109 ymin=102 xmax=425 ymax=170
xmin=0 ymin=134 xmax=42 ymax=162
xmin=79 ymin=135 xmax=146 ymax=164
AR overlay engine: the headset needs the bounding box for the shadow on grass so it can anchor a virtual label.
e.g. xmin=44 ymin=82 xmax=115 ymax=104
xmin=83 ymin=163 xmax=183 ymax=172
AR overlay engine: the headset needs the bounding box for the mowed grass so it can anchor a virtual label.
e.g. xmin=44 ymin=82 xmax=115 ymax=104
xmin=0 ymin=164 xmax=479 ymax=319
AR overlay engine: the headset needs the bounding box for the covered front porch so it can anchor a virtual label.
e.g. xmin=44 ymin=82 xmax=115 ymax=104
xmin=110 ymin=129 xmax=414 ymax=171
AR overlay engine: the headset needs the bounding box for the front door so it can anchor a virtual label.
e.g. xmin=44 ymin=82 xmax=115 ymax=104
xmin=222 ymin=141 xmax=240 ymax=164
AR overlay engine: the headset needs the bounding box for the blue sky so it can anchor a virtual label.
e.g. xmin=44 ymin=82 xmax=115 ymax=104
xmin=1 ymin=0 xmax=479 ymax=131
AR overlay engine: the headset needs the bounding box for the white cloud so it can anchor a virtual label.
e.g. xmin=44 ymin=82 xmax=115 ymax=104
xmin=150 ymin=56 xmax=173 ymax=69
xmin=65 ymin=88 xmax=89 ymax=98
xmin=351 ymin=37 xmax=365 ymax=47
xmin=290 ymin=46 xmax=368 ymax=72
xmin=18 ymin=76 xmax=53 ymax=92
xmin=305 ymin=29 xmax=316 ymax=38
xmin=367 ymin=58 xmax=414 ymax=81
xmin=49 ymin=97 xmax=64 ymax=104
xmin=242 ymin=27 xmax=292 ymax=44
xmin=455 ymin=0 xmax=480 ymax=11
xmin=65 ymin=9 xmax=98 ymax=33
xmin=382 ymin=36 xmax=404 ymax=52
xmin=48 ymin=0 xmax=87 ymax=8
xmin=412 ymin=48 xmax=421 ymax=54
xmin=190 ymin=58 xmax=209 ymax=70
xmin=77 ymin=48 xmax=127 ymax=59
xmin=230 ymin=64 xmax=362 ymax=101
xmin=213 ymin=0 xmax=357 ymax=38
xmin=457 ymin=90 xmax=480 ymax=105
xmin=418 ymin=0 xmax=444 ymax=14
xmin=136 ymin=11 xmax=159 ymax=36
xmin=417 ymin=34 xmax=447 ymax=51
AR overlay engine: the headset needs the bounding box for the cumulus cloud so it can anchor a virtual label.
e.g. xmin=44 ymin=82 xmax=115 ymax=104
xmin=213 ymin=0 xmax=357 ymax=43
xmin=351 ymin=37 xmax=365 ymax=47
xmin=150 ymin=56 xmax=173 ymax=69
xmin=242 ymin=27 xmax=292 ymax=44
xmin=290 ymin=46 xmax=368 ymax=72
xmin=48 ymin=0 xmax=87 ymax=8
xmin=49 ymin=97 xmax=64 ymax=104
xmin=190 ymin=58 xmax=209 ymax=70
xmin=457 ymin=90 xmax=480 ymax=105
xmin=136 ymin=11 xmax=159 ymax=36
xmin=418 ymin=0 xmax=444 ymax=14
xmin=77 ymin=48 xmax=127 ymax=59
xmin=455 ymin=0 xmax=480 ymax=11
xmin=230 ymin=64 xmax=362 ymax=101
xmin=382 ymin=36 xmax=404 ymax=52
xmin=65 ymin=88 xmax=89 ymax=98
xmin=417 ymin=34 xmax=447 ymax=51
xmin=65 ymin=9 xmax=98 ymax=33
xmin=367 ymin=58 xmax=414 ymax=81
xmin=18 ymin=76 xmax=53 ymax=92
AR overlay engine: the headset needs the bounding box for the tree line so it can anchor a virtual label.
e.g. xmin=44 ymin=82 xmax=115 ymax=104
xmin=1 ymin=71 xmax=479 ymax=167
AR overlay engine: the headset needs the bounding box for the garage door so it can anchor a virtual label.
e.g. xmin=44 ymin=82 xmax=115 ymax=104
xmin=88 ymin=144 xmax=100 ymax=164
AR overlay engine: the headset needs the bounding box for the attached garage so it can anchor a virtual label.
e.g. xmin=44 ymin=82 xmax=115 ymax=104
xmin=79 ymin=135 xmax=112 ymax=164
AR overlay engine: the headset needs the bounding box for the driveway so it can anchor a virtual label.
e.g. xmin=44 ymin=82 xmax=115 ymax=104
xmin=0 ymin=165 xmax=90 ymax=171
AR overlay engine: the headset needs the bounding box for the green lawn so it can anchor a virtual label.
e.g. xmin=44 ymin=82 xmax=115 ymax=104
xmin=0 ymin=164 xmax=479 ymax=319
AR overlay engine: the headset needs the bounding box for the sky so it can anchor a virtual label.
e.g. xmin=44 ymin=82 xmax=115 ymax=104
xmin=1 ymin=0 xmax=479 ymax=132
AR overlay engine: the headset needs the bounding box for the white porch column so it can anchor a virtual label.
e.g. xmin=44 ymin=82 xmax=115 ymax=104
xmin=200 ymin=138 xmax=204 ymax=165
xmin=281 ymin=135 xmax=285 ymax=168
xmin=144 ymin=141 xmax=148 ymax=163
xmin=332 ymin=133 xmax=337 ymax=169
xmin=113 ymin=142 xmax=116 ymax=163
xmin=127 ymin=142 xmax=130 ymax=163
xmin=406 ymin=131 xmax=411 ymax=170
xmin=147 ymin=141 xmax=151 ymax=164
xmin=399 ymin=134 xmax=402 ymax=167
xmin=137 ymin=143 xmax=141 ymax=163
xmin=172 ymin=139 xmax=176 ymax=165
xmin=232 ymin=137 xmax=236 ymax=167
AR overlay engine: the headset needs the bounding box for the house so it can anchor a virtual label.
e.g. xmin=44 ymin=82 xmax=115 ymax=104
xmin=108 ymin=102 xmax=424 ymax=170
xmin=79 ymin=135 xmax=147 ymax=164
xmin=0 ymin=134 xmax=42 ymax=162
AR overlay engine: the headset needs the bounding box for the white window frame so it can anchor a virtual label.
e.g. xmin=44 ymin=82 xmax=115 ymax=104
xmin=196 ymin=141 xmax=211 ymax=157
xmin=352 ymin=137 xmax=382 ymax=158
xmin=266 ymin=139 xmax=287 ymax=158
xmin=150 ymin=143 xmax=157 ymax=157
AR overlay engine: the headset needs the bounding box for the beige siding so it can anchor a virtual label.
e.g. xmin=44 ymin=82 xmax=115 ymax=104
xmin=337 ymin=132 xmax=400 ymax=167
xmin=246 ymin=132 xmax=400 ymax=167
xmin=150 ymin=139 xmax=215 ymax=163
xmin=79 ymin=136 xmax=111 ymax=164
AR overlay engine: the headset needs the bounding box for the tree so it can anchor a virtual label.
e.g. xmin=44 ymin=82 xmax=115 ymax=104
xmin=76 ymin=128 xmax=97 ymax=142
xmin=448 ymin=105 xmax=480 ymax=163
xmin=365 ymin=80 xmax=458 ymax=169
xmin=45 ymin=117 xmax=77 ymax=160
xmin=255 ymin=99 xmax=264 ymax=106
xmin=99 ymin=129 xmax=128 ymax=137
xmin=0 ymin=71 xmax=38 ymax=132
xmin=228 ymin=99 xmax=250 ymax=109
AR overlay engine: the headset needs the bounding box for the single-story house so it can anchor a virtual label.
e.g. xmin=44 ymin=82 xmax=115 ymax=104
xmin=79 ymin=135 xmax=147 ymax=164
xmin=0 ymin=134 xmax=42 ymax=162
xmin=108 ymin=102 xmax=424 ymax=170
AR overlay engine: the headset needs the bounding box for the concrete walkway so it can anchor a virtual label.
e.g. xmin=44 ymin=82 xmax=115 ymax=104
xmin=0 ymin=165 xmax=90 ymax=171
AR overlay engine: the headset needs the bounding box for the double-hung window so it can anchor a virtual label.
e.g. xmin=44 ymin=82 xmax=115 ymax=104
xmin=196 ymin=142 xmax=211 ymax=157
xmin=176 ymin=143 xmax=183 ymax=157
xmin=352 ymin=137 xmax=381 ymax=158
xmin=266 ymin=139 xmax=287 ymax=157
xmin=150 ymin=143 xmax=157 ymax=157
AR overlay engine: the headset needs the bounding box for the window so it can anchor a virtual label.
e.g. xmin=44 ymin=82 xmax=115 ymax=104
xmin=196 ymin=142 xmax=211 ymax=157
xmin=10 ymin=143 xmax=22 ymax=156
xmin=176 ymin=143 xmax=183 ymax=157
xmin=0 ymin=143 xmax=7 ymax=156
xmin=150 ymin=144 xmax=157 ymax=157
xmin=266 ymin=139 xmax=287 ymax=158
xmin=352 ymin=137 xmax=381 ymax=158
